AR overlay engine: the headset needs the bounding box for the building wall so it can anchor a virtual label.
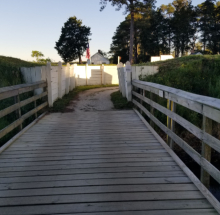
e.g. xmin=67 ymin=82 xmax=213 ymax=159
xmin=91 ymin=53 xmax=110 ymax=64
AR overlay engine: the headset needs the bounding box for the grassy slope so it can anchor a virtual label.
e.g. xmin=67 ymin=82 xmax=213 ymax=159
xmin=139 ymin=55 xmax=220 ymax=98
xmin=0 ymin=56 xmax=46 ymax=88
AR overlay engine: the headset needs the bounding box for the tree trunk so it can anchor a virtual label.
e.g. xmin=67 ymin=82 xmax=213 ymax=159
xmin=78 ymin=54 xmax=82 ymax=64
xmin=129 ymin=1 xmax=134 ymax=65
xmin=134 ymin=36 xmax=138 ymax=64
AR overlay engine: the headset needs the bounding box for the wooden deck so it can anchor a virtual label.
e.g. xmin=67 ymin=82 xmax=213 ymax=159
xmin=0 ymin=110 xmax=218 ymax=214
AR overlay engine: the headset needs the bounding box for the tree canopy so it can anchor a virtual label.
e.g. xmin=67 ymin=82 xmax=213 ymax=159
xmin=109 ymin=0 xmax=220 ymax=64
xmin=31 ymin=51 xmax=44 ymax=62
xmin=55 ymin=16 xmax=91 ymax=63
xmin=100 ymin=0 xmax=155 ymax=64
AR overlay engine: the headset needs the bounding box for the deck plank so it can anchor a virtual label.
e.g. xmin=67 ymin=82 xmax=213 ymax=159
xmin=0 ymin=110 xmax=218 ymax=214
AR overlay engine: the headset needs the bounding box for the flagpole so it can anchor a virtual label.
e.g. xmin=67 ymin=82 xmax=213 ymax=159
xmin=89 ymin=39 xmax=91 ymax=64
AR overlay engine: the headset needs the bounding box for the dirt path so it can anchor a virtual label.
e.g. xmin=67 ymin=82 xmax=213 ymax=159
xmin=66 ymin=87 xmax=119 ymax=112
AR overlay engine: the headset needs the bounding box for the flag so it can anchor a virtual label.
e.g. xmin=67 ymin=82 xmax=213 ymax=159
xmin=86 ymin=43 xmax=90 ymax=59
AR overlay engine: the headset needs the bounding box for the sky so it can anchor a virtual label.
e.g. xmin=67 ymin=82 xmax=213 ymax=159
xmin=0 ymin=0 xmax=205 ymax=62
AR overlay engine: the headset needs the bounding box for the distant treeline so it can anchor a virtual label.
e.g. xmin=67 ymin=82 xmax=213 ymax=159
xmin=109 ymin=0 xmax=220 ymax=64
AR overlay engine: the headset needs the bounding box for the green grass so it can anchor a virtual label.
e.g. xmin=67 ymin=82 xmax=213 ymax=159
xmin=139 ymin=55 xmax=220 ymax=98
xmin=49 ymin=85 xmax=119 ymax=112
xmin=111 ymin=91 xmax=133 ymax=109
xmin=0 ymin=56 xmax=46 ymax=88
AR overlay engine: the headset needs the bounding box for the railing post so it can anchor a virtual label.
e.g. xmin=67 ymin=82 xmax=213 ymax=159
xmin=14 ymin=94 xmax=22 ymax=130
xmin=169 ymin=101 xmax=176 ymax=149
xmin=58 ymin=62 xmax=62 ymax=99
xmin=167 ymin=99 xmax=172 ymax=144
xmin=46 ymin=62 xmax=53 ymax=107
xmin=150 ymin=92 xmax=154 ymax=128
xmin=125 ymin=61 xmax=132 ymax=101
xmin=201 ymin=116 xmax=212 ymax=188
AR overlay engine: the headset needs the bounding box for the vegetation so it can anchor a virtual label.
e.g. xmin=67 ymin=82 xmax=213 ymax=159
xmin=0 ymin=56 xmax=46 ymax=88
xmin=49 ymin=85 xmax=118 ymax=112
xmin=31 ymin=51 xmax=52 ymax=63
xmin=139 ymin=55 xmax=220 ymax=98
xmin=111 ymin=90 xmax=133 ymax=109
xmin=55 ymin=16 xmax=91 ymax=64
xmin=109 ymin=0 xmax=220 ymax=64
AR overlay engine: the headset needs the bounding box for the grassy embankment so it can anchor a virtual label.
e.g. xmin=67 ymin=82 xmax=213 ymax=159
xmin=136 ymin=55 xmax=220 ymax=177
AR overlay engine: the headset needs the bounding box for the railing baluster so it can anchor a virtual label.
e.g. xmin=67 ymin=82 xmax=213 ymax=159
xmin=14 ymin=94 xmax=22 ymax=130
xmin=169 ymin=101 xmax=176 ymax=149
xmin=150 ymin=92 xmax=154 ymax=128
xmin=201 ymin=115 xmax=212 ymax=188
xmin=167 ymin=99 xmax=171 ymax=144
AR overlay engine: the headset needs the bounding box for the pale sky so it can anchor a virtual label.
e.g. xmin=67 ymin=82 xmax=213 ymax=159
xmin=0 ymin=0 xmax=205 ymax=62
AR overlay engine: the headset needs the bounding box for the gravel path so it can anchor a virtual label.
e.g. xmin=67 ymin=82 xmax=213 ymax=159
xmin=66 ymin=87 xmax=119 ymax=112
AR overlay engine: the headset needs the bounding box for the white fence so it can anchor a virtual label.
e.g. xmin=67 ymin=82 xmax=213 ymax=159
xmin=117 ymin=62 xmax=159 ymax=101
xmin=21 ymin=62 xmax=119 ymax=107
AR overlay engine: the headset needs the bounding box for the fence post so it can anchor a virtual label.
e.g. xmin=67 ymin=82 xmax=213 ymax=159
xmin=74 ymin=64 xmax=78 ymax=87
xmin=58 ymin=62 xmax=62 ymax=99
xmin=46 ymin=62 xmax=53 ymax=107
xmin=86 ymin=64 xmax=88 ymax=85
xmin=125 ymin=61 xmax=132 ymax=101
xmin=117 ymin=63 xmax=124 ymax=93
xmin=101 ymin=64 xmax=105 ymax=85
xmin=201 ymin=116 xmax=212 ymax=188
xmin=14 ymin=94 xmax=22 ymax=130
xmin=70 ymin=64 xmax=75 ymax=91
xmin=65 ymin=63 xmax=70 ymax=94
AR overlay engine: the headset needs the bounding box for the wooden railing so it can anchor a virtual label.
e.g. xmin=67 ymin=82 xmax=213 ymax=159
xmin=132 ymin=79 xmax=220 ymax=188
xmin=0 ymin=81 xmax=48 ymax=141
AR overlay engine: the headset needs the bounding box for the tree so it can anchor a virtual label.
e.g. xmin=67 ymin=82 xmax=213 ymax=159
xmin=31 ymin=51 xmax=44 ymax=62
xmin=140 ymin=9 xmax=169 ymax=56
xmin=198 ymin=0 xmax=220 ymax=54
xmin=55 ymin=16 xmax=91 ymax=63
xmin=171 ymin=0 xmax=198 ymax=57
xmin=160 ymin=4 xmax=175 ymax=54
xmin=100 ymin=0 xmax=155 ymax=64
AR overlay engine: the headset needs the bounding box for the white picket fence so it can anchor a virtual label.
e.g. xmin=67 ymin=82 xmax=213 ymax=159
xmin=21 ymin=62 xmax=119 ymax=107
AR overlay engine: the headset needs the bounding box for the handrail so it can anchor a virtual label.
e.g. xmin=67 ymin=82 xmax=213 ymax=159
xmin=132 ymin=79 xmax=220 ymax=188
xmin=0 ymin=81 xmax=48 ymax=141
xmin=0 ymin=81 xmax=46 ymax=101
xmin=133 ymin=80 xmax=220 ymax=123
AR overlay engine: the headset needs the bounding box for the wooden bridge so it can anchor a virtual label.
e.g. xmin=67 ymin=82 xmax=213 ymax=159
xmin=0 ymin=79 xmax=220 ymax=214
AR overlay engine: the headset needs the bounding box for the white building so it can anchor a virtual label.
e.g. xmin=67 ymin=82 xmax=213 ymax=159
xmin=91 ymin=50 xmax=110 ymax=64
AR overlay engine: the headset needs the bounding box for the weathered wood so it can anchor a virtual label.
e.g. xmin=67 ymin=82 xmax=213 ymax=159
xmin=133 ymin=80 xmax=220 ymax=123
xmin=0 ymin=184 xmax=197 ymax=198
xmin=170 ymin=101 xmax=176 ymax=149
xmin=201 ymin=116 xmax=212 ymax=188
xmin=0 ymin=109 xmax=218 ymax=214
xmin=0 ymin=102 xmax=48 ymax=139
xmin=0 ymin=81 xmax=46 ymax=101
xmin=150 ymin=91 xmax=154 ymax=127
xmin=132 ymin=91 xmax=220 ymax=153
xmin=134 ymin=109 xmax=220 ymax=214
xmin=133 ymin=100 xmax=220 ymax=185
xmin=0 ymin=200 xmax=214 ymax=215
